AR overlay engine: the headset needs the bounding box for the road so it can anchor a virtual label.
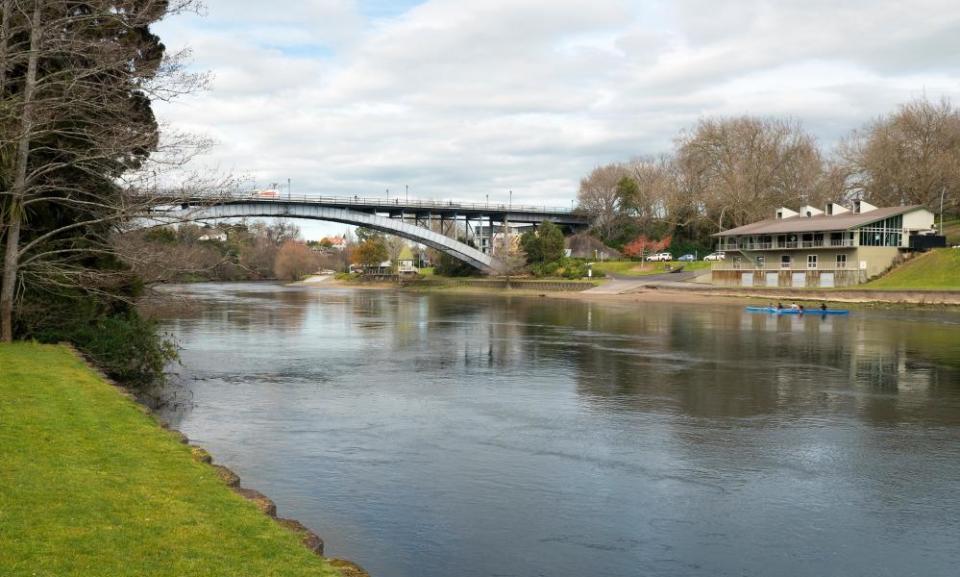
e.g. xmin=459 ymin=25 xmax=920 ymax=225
xmin=585 ymin=271 xmax=700 ymax=294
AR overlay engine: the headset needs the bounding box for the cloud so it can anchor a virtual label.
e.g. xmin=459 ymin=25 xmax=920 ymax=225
xmin=152 ymin=0 xmax=960 ymax=222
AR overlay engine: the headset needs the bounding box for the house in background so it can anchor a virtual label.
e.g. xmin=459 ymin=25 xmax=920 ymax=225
xmin=711 ymin=201 xmax=939 ymax=288
xmin=197 ymin=231 xmax=228 ymax=242
xmin=397 ymin=246 xmax=418 ymax=276
xmin=318 ymin=235 xmax=347 ymax=251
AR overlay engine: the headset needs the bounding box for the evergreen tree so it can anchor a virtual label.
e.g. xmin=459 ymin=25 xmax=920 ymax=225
xmin=520 ymin=221 xmax=565 ymax=265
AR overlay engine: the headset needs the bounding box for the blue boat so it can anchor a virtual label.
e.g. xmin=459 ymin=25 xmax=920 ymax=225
xmin=745 ymin=306 xmax=849 ymax=316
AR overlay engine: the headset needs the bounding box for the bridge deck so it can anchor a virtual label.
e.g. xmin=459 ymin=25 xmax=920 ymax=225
xmin=164 ymin=194 xmax=588 ymax=226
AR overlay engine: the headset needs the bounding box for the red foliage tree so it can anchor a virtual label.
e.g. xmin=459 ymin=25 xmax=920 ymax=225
xmin=622 ymin=235 xmax=672 ymax=259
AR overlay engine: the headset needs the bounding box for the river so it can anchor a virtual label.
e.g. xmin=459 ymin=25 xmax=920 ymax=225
xmin=155 ymin=282 xmax=960 ymax=577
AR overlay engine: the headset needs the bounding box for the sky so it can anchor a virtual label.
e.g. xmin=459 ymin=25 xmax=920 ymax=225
xmin=153 ymin=0 xmax=960 ymax=239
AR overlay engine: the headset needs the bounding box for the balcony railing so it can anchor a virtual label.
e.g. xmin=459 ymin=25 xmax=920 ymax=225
xmin=718 ymin=238 xmax=856 ymax=251
xmin=711 ymin=264 xmax=850 ymax=272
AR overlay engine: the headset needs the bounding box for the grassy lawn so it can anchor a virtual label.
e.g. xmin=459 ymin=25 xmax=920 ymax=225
xmin=592 ymin=260 xmax=711 ymax=277
xmin=864 ymin=249 xmax=960 ymax=290
xmin=942 ymin=217 xmax=960 ymax=245
xmin=0 ymin=343 xmax=340 ymax=577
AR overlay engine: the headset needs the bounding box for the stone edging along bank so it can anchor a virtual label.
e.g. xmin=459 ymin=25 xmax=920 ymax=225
xmin=62 ymin=344 xmax=370 ymax=577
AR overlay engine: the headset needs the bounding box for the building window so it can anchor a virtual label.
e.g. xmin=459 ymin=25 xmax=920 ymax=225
xmin=733 ymin=256 xmax=742 ymax=270
xmin=756 ymin=256 xmax=765 ymax=269
xmin=836 ymin=254 xmax=847 ymax=269
xmin=858 ymin=215 xmax=904 ymax=247
xmin=807 ymin=255 xmax=817 ymax=269
xmin=781 ymin=255 xmax=791 ymax=269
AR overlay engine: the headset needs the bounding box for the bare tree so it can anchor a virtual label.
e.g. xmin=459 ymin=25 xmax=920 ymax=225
xmin=675 ymin=117 xmax=824 ymax=231
xmin=576 ymin=163 xmax=631 ymax=241
xmin=839 ymin=97 xmax=960 ymax=214
xmin=0 ymin=0 xmax=208 ymax=341
xmin=117 ymin=226 xmax=236 ymax=283
xmin=626 ymin=155 xmax=699 ymax=229
xmin=274 ymin=240 xmax=318 ymax=281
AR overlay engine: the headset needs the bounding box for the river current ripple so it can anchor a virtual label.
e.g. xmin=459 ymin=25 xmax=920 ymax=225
xmin=156 ymin=283 xmax=960 ymax=577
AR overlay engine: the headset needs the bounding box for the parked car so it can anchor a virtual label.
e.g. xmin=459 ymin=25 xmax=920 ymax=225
xmin=646 ymin=252 xmax=673 ymax=262
xmin=678 ymin=254 xmax=696 ymax=262
xmin=703 ymin=252 xmax=726 ymax=261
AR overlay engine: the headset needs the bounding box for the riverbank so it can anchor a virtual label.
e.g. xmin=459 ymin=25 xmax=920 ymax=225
xmin=0 ymin=343 xmax=356 ymax=577
xmin=550 ymin=286 xmax=960 ymax=308
xmin=323 ymin=275 xmax=960 ymax=307
xmin=384 ymin=282 xmax=960 ymax=307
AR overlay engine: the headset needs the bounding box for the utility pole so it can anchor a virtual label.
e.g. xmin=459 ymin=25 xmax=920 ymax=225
xmin=941 ymin=185 xmax=946 ymax=234
xmin=288 ymin=177 xmax=292 ymax=201
xmin=405 ymin=184 xmax=408 ymax=202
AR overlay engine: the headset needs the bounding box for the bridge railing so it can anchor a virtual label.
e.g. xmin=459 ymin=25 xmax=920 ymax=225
xmin=165 ymin=191 xmax=578 ymax=216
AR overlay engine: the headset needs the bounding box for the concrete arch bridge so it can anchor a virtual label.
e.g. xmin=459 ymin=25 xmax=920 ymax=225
xmin=151 ymin=194 xmax=589 ymax=274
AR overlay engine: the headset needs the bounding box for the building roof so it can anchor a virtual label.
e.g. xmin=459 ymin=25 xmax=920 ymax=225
xmin=714 ymin=205 xmax=925 ymax=237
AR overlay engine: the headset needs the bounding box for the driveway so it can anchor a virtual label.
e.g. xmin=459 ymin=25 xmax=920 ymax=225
xmin=585 ymin=271 xmax=699 ymax=294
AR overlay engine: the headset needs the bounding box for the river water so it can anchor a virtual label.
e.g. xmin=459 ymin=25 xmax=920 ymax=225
xmin=155 ymin=283 xmax=960 ymax=577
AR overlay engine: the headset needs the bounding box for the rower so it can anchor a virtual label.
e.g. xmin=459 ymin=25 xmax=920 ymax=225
xmin=820 ymin=303 xmax=828 ymax=311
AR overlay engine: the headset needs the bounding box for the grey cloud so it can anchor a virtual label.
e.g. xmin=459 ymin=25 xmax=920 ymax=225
xmin=153 ymin=0 xmax=960 ymax=212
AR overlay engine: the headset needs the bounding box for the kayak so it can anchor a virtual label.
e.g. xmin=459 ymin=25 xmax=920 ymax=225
xmin=746 ymin=306 xmax=849 ymax=316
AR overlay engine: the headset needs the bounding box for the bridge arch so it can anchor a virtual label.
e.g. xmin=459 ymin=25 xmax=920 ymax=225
xmin=170 ymin=201 xmax=503 ymax=273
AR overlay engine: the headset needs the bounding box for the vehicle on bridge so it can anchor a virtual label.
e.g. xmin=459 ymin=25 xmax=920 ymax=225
xmin=252 ymin=189 xmax=281 ymax=199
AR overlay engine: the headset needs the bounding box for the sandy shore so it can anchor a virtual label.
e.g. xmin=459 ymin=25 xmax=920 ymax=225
xmin=318 ymin=277 xmax=960 ymax=308
xmin=552 ymin=286 xmax=960 ymax=307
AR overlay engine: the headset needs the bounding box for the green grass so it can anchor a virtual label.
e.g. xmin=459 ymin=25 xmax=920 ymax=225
xmin=0 ymin=343 xmax=340 ymax=577
xmin=942 ymin=217 xmax=960 ymax=245
xmin=591 ymin=260 xmax=711 ymax=277
xmin=864 ymin=249 xmax=960 ymax=290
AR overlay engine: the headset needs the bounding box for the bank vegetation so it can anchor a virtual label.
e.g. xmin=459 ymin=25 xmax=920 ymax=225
xmin=0 ymin=0 xmax=219 ymax=386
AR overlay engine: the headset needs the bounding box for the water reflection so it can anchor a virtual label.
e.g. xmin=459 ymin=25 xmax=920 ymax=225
xmin=156 ymin=283 xmax=960 ymax=577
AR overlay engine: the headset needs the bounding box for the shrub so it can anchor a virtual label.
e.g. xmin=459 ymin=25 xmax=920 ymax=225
xmin=561 ymin=260 xmax=589 ymax=279
xmin=274 ymin=241 xmax=318 ymax=281
xmin=16 ymin=295 xmax=177 ymax=389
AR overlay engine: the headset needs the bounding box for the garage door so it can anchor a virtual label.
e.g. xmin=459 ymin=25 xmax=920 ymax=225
xmin=765 ymin=272 xmax=778 ymax=287
xmin=791 ymin=272 xmax=807 ymax=288
xmin=741 ymin=273 xmax=754 ymax=287
xmin=820 ymin=272 xmax=835 ymax=288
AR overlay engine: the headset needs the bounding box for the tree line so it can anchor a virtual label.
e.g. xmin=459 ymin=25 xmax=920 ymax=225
xmin=577 ymin=97 xmax=960 ymax=253
xmin=121 ymin=220 xmax=340 ymax=283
